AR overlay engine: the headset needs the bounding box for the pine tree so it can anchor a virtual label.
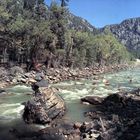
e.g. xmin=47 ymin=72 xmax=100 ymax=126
xmin=60 ymin=0 xmax=69 ymax=7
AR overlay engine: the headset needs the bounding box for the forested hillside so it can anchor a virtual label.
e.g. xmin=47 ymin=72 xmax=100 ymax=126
xmin=0 ymin=0 xmax=131 ymax=70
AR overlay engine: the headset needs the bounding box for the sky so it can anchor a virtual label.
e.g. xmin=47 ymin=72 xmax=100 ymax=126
xmin=45 ymin=0 xmax=140 ymax=28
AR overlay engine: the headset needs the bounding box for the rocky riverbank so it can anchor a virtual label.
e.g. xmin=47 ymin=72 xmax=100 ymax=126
xmin=80 ymin=88 xmax=140 ymax=140
xmin=0 ymin=64 xmax=131 ymax=89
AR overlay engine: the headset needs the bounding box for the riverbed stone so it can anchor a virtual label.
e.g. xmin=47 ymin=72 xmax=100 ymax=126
xmin=20 ymin=78 xmax=27 ymax=83
xmin=81 ymin=96 xmax=104 ymax=105
xmin=38 ymin=122 xmax=81 ymax=140
xmin=27 ymin=78 xmax=37 ymax=84
xmin=73 ymin=122 xmax=82 ymax=129
xmin=0 ymin=89 xmax=5 ymax=93
xmin=23 ymin=86 xmax=65 ymax=124
xmin=34 ymin=72 xmax=44 ymax=81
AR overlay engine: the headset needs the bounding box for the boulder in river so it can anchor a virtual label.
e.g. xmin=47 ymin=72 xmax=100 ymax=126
xmin=81 ymin=96 xmax=104 ymax=105
xmin=23 ymin=86 xmax=65 ymax=124
xmin=0 ymin=89 xmax=5 ymax=93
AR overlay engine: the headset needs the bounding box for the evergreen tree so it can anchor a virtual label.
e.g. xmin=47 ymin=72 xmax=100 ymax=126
xmin=60 ymin=0 xmax=69 ymax=7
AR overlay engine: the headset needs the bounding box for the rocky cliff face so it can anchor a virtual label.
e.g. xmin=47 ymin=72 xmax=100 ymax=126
xmin=69 ymin=15 xmax=140 ymax=52
xmin=103 ymin=17 xmax=140 ymax=51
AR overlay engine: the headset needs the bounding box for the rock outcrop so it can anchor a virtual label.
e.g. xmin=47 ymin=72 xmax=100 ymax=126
xmin=84 ymin=88 xmax=140 ymax=140
xmin=23 ymin=85 xmax=65 ymax=124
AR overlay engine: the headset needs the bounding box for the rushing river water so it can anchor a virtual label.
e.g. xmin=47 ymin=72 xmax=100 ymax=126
xmin=0 ymin=68 xmax=140 ymax=139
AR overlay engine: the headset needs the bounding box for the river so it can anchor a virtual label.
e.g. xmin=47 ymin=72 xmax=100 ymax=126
xmin=0 ymin=67 xmax=140 ymax=139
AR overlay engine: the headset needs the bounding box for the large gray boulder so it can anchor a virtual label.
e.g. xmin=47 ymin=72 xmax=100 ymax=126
xmin=23 ymin=87 xmax=65 ymax=124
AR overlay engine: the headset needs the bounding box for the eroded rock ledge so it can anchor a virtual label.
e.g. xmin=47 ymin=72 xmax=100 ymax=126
xmin=23 ymin=85 xmax=65 ymax=124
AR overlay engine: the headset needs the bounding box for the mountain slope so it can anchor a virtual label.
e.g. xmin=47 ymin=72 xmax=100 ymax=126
xmin=103 ymin=17 xmax=140 ymax=52
xmin=67 ymin=12 xmax=97 ymax=34
xmin=68 ymin=15 xmax=140 ymax=54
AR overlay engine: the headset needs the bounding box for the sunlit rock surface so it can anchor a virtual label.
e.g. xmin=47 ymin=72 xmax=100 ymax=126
xmin=102 ymin=17 xmax=140 ymax=51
